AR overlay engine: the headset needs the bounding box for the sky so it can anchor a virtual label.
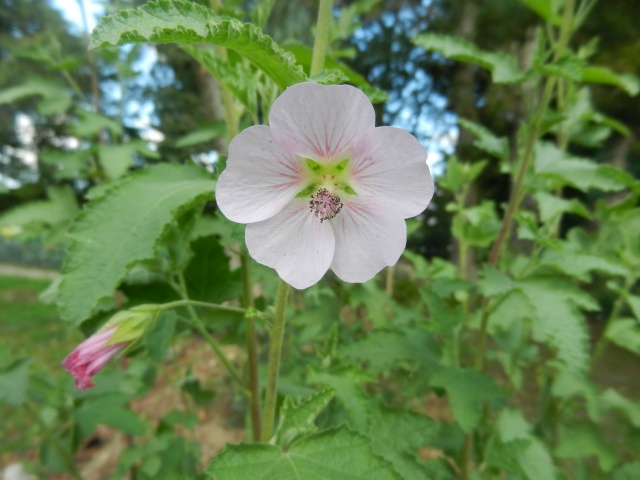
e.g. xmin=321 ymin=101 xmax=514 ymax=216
xmin=51 ymin=0 xmax=100 ymax=34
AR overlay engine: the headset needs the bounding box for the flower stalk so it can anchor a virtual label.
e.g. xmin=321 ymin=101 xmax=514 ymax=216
xmin=261 ymin=279 xmax=290 ymax=442
xmin=310 ymin=0 xmax=334 ymax=77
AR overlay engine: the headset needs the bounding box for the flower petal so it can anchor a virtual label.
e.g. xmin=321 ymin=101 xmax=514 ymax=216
xmin=246 ymin=200 xmax=335 ymax=289
xmin=350 ymin=126 xmax=434 ymax=218
xmin=269 ymin=83 xmax=375 ymax=161
xmin=330 ymin=198 xmax=407 ymax=283
xmin=216 ymin=126 xmax=305 ymax=223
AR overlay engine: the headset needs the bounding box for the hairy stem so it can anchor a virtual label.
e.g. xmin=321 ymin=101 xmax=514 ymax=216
xmin=241 ymin=250 xmax=262 ymax=441
xmin=261 ymin=280 xmax=290 ymax=442
xmin=310 ymin=0 xmax=334 ymax=77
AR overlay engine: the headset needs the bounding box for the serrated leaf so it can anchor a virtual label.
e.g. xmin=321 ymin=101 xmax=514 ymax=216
xmin=581 ymin=66 xmax=640 ymax=96
xmin=207 ymin=427 xmax=401 ymax=479
xmin=368 ymin=407 xmax=438 ymax=479
xmin=517 ymin=277 xmax=596 ymax=374
xmin=57 ymin=164 xmax=215 ymax=325
xmin=430 ymin=367 xmax=503 ymax=432
xmin=341 ymin=327 xmax=439 ymax=375
xmin=458 ymin=119 xmax=509 ymax=162
xmin=275 ymin=387 xmax=335 ymax=447
xmin=414 ymin=33 xmax=523 ymax=83
xmin=90 ymin=0 xmax=306 ymax=90
xmin=307 ymin=366 xmax=374 ymax=431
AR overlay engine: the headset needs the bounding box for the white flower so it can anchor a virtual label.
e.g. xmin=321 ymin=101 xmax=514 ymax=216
xmin=216 ymin=83 xmax=434 ymax=289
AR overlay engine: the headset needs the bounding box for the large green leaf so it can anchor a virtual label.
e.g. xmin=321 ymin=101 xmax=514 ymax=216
xmin=57 ymin=163 xmax=215 ymax=325
xmin=207 ymin=427 xmax=401 ymax=480
xmin=413 ymin=33 xmax=523 ymax=83
xmin=90 ymin=0 xmax=306 ymax=90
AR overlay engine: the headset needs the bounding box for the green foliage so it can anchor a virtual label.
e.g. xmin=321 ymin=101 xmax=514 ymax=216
xmin=0 ymin=77 xmax=71 ymax=114
xmin=90 ymin=0 xmax=307 ymax=90
xmin=207 ymin=427 xmax=402 ymax=480
xmin=430 ymin=367 xmax=503 ymax=432
xmin=275 ymin=387 xmax=335 ymax=447
xmin=57 ymin=163 xmax=215 ymax=325
xmin=413 ymin=33 xmax=523 ymax=83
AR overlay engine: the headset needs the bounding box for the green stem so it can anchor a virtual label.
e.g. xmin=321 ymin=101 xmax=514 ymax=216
xmin=173 ymin=275 xmax=248 ymax=392
xmin=309 ymin=0 xmax=334 ymax=77
xmin=385 ymin=266 xmax=395 ymax=296
xmin=241 ymin=250 xmax=262 ymax=441
xmin=261 ymin=279 xmax=290 ymax=442
xmin=159 ymin=299 xmax=246 ymax=315
xmin=25 ymin=401 xmax=82 ymax=480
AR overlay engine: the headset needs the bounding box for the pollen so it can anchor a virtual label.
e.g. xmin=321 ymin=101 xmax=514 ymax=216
xmin=309 ymin=188 xmax=343 ymax=222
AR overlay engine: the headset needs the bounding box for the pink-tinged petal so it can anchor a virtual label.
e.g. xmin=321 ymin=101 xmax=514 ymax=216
xmin=330 ymin=198 xmax=407 ymax=283
xmin=216 ymin=126 xmax=305 ymax=224
xmin=350 ymin=126 xmax=434 ymax=218
xmin=61 ymin=327 xmax=123 ymax=390
xmin=245 ymin=200 xmax=335 ymax=289
xmin=269 ymin=83 xmax=375 ymax=161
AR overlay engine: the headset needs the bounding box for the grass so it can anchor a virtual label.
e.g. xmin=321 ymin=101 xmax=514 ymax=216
xmin=0 ymin=276 xmax=82 ymax=370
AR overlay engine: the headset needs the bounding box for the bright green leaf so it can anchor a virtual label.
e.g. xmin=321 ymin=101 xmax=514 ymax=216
xmin=0 ymin=185 xmax=79 ymax=231
xmin=275 ymin=387 xmax=335 ymax=447
xmin=414 ymin=33 xmax=523 ymax=83
xmin=556 ymin=423 xmax=619 ymax=472
xmin=57 ymin=163 xmax=215 ymax=325
xmin=207 ymin=427 xmax=401 ymax=479
xmin=520 ymin=0 xmax=562 ymax=25
xmin=90 ymin=0 xmax=306 ymax=90
xmin=581 ymin=66 xmax=640 ymax=96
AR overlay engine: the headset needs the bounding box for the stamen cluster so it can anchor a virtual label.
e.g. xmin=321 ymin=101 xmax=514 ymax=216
xmin=310 ymin=188 xmax=343 ymax=222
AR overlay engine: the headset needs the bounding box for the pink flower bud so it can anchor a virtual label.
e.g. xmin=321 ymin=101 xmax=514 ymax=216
xmin=61 ymin=326 xmax=123 ymax=390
